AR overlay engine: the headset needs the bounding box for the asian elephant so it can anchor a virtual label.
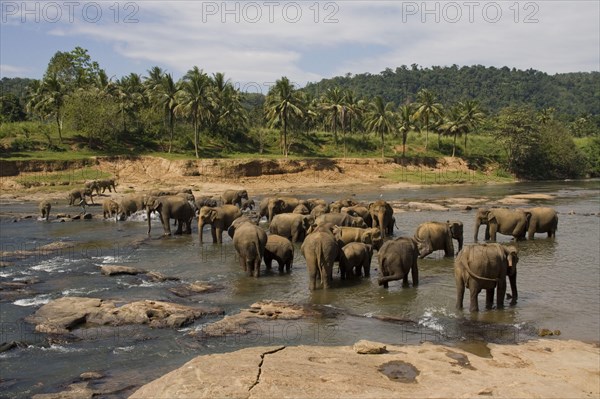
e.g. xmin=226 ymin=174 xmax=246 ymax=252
xmin=117 ymin=194 xmax=149 ymax=220
xmin=267 ymin=197 xmax=304 ymax=222
xmin=301 ymin=231 xmax=339 ymax=290
xmin=231 ymin=219 xmax=267 ymax=277
xmin=241 ymin=199 xmax=255 ymax=211
xmin=198 ymin=205 xmax=242 ymax=243
xmin=377 ymin=237 xmax=419 ymax=288
xmin=102 ymin=199 xmax=119 ymax=219
xmin=264 ymin=234 xmax=294 ymax=272
xmin=146 ymin=196 xmax=195 ymax=236
xmin=39 ymin=200 xmax=51 ymax=221
xmin=474 ymin=208 xmax=528 ymax=242
xmin=307 ymin=222 xmax=336 ymax=235
xmin=522 ymin=207 xmax=558 ymax=239
xmin=454 ymin=243 xmax=518 ymax=312
xmin=293 ymin=204 xmax=310 ymax=215
xmin=369 ymin=200 xmax=394 ymax=238
xmin=339 ymin=242 xmax=373 ymax=279
xmin=221 ymin=189 xmax=249 ymax=207
xmin=68 ymin=188 xmax=94 ymax=205
xmin=195 ymin=196 xmax=219 ymax=210
xmin=97 ymin=179 xmax=117 ymax=193
xmin=305 ymin=198 xmax=328 ymax=211
xmin=333 ymin=226 xmax=383 ymax=250
xmin=315 ymin=213 xmax=367 ymax=228
xmin=342 ymin=205 xmax=373 ymax=227
xmin=84 ymin=180 xmax=101 ymax=195
xmin=258 ymin=197 xmax=273 ymax=220
xmin=269 ymin=213 xmax=313 ymax=243
xmin=329 ymin=199 xmax=357 ymax=213
xmin=414 ymin=221 xmax=463 ymax=258
xmin=310 ymin=204 xmax=329 ymax=218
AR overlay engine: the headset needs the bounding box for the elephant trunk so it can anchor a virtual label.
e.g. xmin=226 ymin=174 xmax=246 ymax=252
xmin=474 ymin=220 xmax=481 ymax=241
xmin=147 ymin=208 xmax=152 ymax=236
xmin=198 ymin=219 xmax=204 ymax=243
xmin=457 ymin=236 xmax=463 ymax=252
xmin=378 ymin=210 xmax=385 ymax=237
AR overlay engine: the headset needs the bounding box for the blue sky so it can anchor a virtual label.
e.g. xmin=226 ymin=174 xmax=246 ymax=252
xmin=1 ymin=1 xmax=599 ymax=90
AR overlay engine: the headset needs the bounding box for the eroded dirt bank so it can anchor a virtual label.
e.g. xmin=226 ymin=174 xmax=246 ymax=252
xmin=0 ymin=155 xmax=490 ymax=201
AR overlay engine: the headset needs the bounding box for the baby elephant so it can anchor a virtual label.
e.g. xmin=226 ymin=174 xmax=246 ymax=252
xmin=264 ymin=234 xmax=294 ymax=272
xmin=103 ymin=199 xmax=119 ymax=219
xmin=377 ymin=237 xmax=419 ymax=288
xmin=68 ymin=188 xmax=93 ymax=206
xmin=339 ymin=242 xmax=373 ymax=279
xmin=39 ymin=200 xmax=51 ymax=221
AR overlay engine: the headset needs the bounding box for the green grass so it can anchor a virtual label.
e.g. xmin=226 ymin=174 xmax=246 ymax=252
xmin=383 ymin=168 xmax=514 ymax=185
xmin=16 ymin=167 xmax=112 ymax=188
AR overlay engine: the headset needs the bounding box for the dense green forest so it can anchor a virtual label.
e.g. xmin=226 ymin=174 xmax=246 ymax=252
xmin=1 ymin=47 xmax=599 ymax=179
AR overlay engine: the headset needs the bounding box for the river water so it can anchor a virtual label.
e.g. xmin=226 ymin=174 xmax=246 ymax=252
xmin=0 ymin=180 xmax=598 ymax=397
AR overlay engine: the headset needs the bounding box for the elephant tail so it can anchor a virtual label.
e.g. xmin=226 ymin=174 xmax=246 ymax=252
xmin=463 ymin=262 xmax=499 ymax=284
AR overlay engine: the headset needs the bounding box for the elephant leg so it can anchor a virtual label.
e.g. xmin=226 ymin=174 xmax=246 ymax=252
xmin=513 ymin=219 xmax=528 ymax=240
xmin=455 ymin=278 xmax=465 ymax=310
xmin=216 ymin=227 xmax=223 ymax=244
xmin=527 ymin=225 xmax=536 ymax=240
xmin=320 ymin=264 xmax=331 ymax=289
xmin=411 ymin=261 xmax=419 ymax=286
xmin=485 ymin=288 xmax=494 ymax=309
xmin=445 ymin=239 xmax=455 ymax=257
xmin=239 ymin=256 xmax=247 ymax=272
xmin=308 ymin=267 xmax=318 ymax=290
xmin=264 ymin=253 xmax=273 ymax=270
xmin=469 ymin=284 xmax=480 ymax=312
xmin=508 ymin=273 xmax=518 ymax=305
xmin=174 ymin=219 xmax=184 ymax=235
xmin=497 ymin=280 xmax=507 ymax=309
xmin=198 ymin=221 xmax=204 ymax=243
xmin=211 ymin=226 xmax=218 ymax=243
xmin=363 ymin=258 xmax=370 ymax=277
xmin=484 ymin=225 xmax=490 ymax=240
xmin=253 ymin=258 xmax=261 ymax=278
xmin=488 ymin=224 xmax=497 ymax=242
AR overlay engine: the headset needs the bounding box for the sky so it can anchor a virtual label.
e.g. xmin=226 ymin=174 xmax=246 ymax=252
xmin=1 ymin=0 xmax=599 ymax=91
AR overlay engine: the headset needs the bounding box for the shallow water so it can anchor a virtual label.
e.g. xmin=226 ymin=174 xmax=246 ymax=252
xmin=0 ymin=180 xmax=599 ymax=397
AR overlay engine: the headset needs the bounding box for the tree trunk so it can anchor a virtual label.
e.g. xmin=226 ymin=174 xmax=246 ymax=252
xmin=452 ymin=133 xmax=457 ymax=157
xmin=283 ymin=115 xmax=288 ymax=158
xmin=464 ymin=132 xmax=468 ymax=155
xmin=168 ymin=111 xmax=174 ymax=154
xmin=402 ymin=132 xmax=407 ymax=157
xmin=381 ymin=131 xmax=385 ymax=160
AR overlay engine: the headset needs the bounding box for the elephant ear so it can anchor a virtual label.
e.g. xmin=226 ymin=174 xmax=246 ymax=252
xmin=360 ymin=231 xmax=372 ymax=244
xmin=209 ymin=209 xmax=219 ymax=222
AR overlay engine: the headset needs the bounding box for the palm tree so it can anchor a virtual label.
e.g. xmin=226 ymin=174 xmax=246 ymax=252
xmin=413 ymin=89 xmax=443 ymax=150
xmin=440 ymin=105 xmax=467 ymax=157
xmin=397 ymin=103 xmax=416 ymax=157
xmin=176 ymin=66 xmax=211 ymax=158
xmin=35 ymin=74 xmax=67 ymax=143
xmin=264 ymin=77 xmax=304 ymax=157
xmin=364 ymin=96 xmax=396 ymax=159
xmin=459 ymin=100 xmax=485 ymax=154
xmin=319 ymin=87 xmax=344 ymax=147
xmin=150 ymin=73 xmax=180 ymax=153
xmin=116 ymin=73 xmax=145 ymax=134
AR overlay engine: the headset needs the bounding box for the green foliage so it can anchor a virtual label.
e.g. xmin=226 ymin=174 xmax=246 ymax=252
xmin=63 ymin=90 xmax=120 ymax=148
xmin=0 ymin=93 xmax=26 ymax=122
xmin=575 ymin=136 xmax=600 ymax=177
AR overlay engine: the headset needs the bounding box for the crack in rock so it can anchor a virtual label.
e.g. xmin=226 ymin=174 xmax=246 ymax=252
xmin=248 ymin=346 xmax=286 ymax=392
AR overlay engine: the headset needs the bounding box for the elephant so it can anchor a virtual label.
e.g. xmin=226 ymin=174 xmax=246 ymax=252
xmin=117 ymin=194 xmax=149 ymax=219
xmin=307 ymin=222 xmax=336 ymax=235
xmin=269 ymin=213 xmax=313 ymax=242
xmin=474 ymin=208 xmax=528 ymax=242
xmin=230 ymin=219 xmax=267 ymax=277
xmin=84 ymin=180 xmax=101 ymax=195
xmin=195 ymin=196 xmax=219 ymax=209
xmin=198 ymin=205 xmax=242 ymax=243
xmin=369 ymin=200 xmax=394 ymax=238
xmin=342 ymin=205 xmax=372 ymax=227
xmin=97 ymin=179 xmax=117 ymax=193
xmin=258 ymin=197 xmax=273 ymax=220
xmin=102 ymin=199 xmax=119 ymax=219
xmin=454 ymin=243 xmax=518 ymax=312
xmin=267 ymin=197 xmax=304 ymax=222
xmin=293 ymin=204 xmax=310 ymax=215
xmin=333 ymin=226 xmax=383 ymax=250
xmin=305 ymin=198 xmax=328 ymax=211
xmin=264 ymin=234 xmax=294 ymax=272
xmin=146 ymin=196 xmax=195 ymax=236
xmin=414 ymin=221 xmax=464 ymax=258
xmin=310 ymin=204 xmax=329 ymax=218
xmin=339 ymin=242 xmax=373 ymax=279
xmin=377 ymin=237 xmax=419 ymax=288
xmin=315 ymin=213 xmax=367 ymax=228
xmin=149 ymin=189 xmax=193 ymax=201
xmin=39 ymin=200 xmax=51 ymax=221
xmin=301 ymin=231 xmax=339 ymax=290
xmin=241 ymin=199 xmax=255 ymax=211
xmin=522 ymin=207 xmax=558 ymax=239
xmin=329 ymin=199 xmax=357 ymax=213
xmin=68 ymin=188 xmax=94 ymax=205
xmin=221 ymin=189 xmax=249 ymax=207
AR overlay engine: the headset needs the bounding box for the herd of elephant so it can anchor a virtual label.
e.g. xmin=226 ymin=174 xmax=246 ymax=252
xmin=41 ymin=185 xmax=559 ymax=312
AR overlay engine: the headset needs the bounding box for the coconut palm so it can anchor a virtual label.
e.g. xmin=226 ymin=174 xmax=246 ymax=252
xmin=319 ymin=87 xmax=345 ymax=146
xmin=176 ymin=66 xmax=211 ymax=158
xmin=364 ymin=96 xmax=396 ymax=159
xmin=397 ymin=103 xmax=416 ymax=157
xmin=150 ymin=73 xmax=180 ymax=153
xmin=414 ymin=89 xmax=443 ymax=150
xmin=264 ymin=77 xmax=304 ymax=157
xmin=35 ymin=74 xmax=67 ymax=143
xmin=440 ymin=105 xmax=467 ymax=157
xmin=459 ymin=100 xmax=485 ymax=154
xmin=116 ymin=73 xmax=145 ymax=134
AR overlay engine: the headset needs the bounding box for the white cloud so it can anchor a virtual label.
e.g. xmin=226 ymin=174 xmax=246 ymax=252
xmin=0 ymin=64 xmax=32 ymax=78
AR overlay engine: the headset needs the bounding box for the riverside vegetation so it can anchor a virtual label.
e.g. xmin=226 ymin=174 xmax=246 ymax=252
xmin=1 ymin=47 xmax=599 ymax=180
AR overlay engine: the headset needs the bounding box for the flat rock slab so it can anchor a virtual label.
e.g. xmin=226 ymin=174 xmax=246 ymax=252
xmin=100 ymin=265 xmax=145 ymax=276
xmin=26 ymin=297 xmax=223 ymax=334
xmin=353 ymin=340 xmax=387 ymax=354
xmin=170 ymin=281 xmax=221 ymax=297
xmin=405 ymin=202 xmax=450 ymax=212
xmin=129 ymin=339 xmax=600 ymax=399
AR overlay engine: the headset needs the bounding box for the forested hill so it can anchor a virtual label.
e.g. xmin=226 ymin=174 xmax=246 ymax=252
xmin=303 ymin=65 xmax=600 ymax=120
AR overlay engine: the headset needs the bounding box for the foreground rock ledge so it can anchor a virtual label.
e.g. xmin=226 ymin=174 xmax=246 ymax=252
xmin=129 ymin=339 xmax=599 ymax=399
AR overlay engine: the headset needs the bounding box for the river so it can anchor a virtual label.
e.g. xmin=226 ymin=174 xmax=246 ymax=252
xmin=0 ymin=180 xmax=598 ymax=397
